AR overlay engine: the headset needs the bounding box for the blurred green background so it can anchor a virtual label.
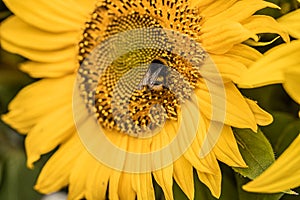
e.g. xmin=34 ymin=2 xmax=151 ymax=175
xmin=0 ymin=0 xmax=299 ymax=200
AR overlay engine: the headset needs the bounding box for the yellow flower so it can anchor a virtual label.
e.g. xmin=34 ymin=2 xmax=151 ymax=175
xmin=239 ymin=9 xmax=300 ymax=194
xmin=238 ymin=40 xmax=300 ymax=104
xmin=243 ymin=134 xmax=300 ymax=193
xmin=0 ymin=0 xmax=287 ymax=199
xmin=238 ymin=9 xmax=300 ymax=111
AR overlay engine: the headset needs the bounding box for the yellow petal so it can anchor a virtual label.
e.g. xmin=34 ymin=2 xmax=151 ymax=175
xmin=210 ymin=54 xmax=247 ymax=83
xmin=238 ymin=40 xmax=300 ymax=88
xmin=190 ymin=0 xmax=215 ymax=8
xmin=200 ymin=20 xmax=258 ymax=54
xmin=126 ymin=132 xmax=152 ymax=153
xmin=184 ymin=144 xmax=218 ymax=174
xmin=25 ymin=105 xmax=75 ymax=168
xmin=223 ymin=84 xmax=257 ymax=131
xmin=197 ymin=165 xmax=222 ymax=198
xmin=118 ymin=173 xmax=136 ymax=200
xmin=244 ymin=36 xmax=281 ymax=46
xmin=0 ymin=16 xmax=79 ymax=51
xmin=182 ymin=111 xmax=218 ymax=174
xmin=278 ymin=9 xmax=300 ymax=39
xmin=68 ymin=153 xmax=95 ymax=200
xmin=283 ymin=66 xmax=300 ymax=104
xmin=176 ymin=98 xmax=219 ymax=175
xmin=245 ymin=99 xmax=273 ymax=126
xmin=173 ymin=157 xmax=195 ymax=199
xmin=150 ymin=121 xmax=175 ymax=170
xmin=2 ymin=75 xmax=74 ymax=133
xmin=34 ymin=136 xmax=84 ymax=194
xmin=2 ymin=0 xmax=94 ymax=32
xmin=131 ymin=173 xmax=155 ymax=200
xmin=225 ymin=44 xmax=263 ymax=68
xmin=1 ymin=39 xmax=77 ymax=63
xmin=211 ymin=44 xmax=262 ymax=82
xmin=191 ymin=116 xmax=222 ymax=172
xmin=213 ymin=125 xmax=247 ymax=167
xmin=85 ymin=163 xmax=113 ymax=200
xmin=153 ymin=165 xmax=174 ymax=200
xmin=196 ymin=82 xmax=257 ymax=131
xmin=109 ymin=172 xmax=121 ymax=200
xmin=242 ymin=15 xmax=289 ymax=43
xmin=204 ymin=0 xmax=279 ymax=26
xmin=198 ymin=0 xmax=238 ymax=18
xmin=20 ymin=60 xmax=77 ymax=78
xmin=243 ymin=134 xmax=300 ymax=193
xmin=1 ymin=113 xmax=37 ymax=135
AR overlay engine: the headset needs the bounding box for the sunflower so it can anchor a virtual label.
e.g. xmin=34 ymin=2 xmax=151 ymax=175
xmin=0 ymin=0 xmax=288 ymax=199
xmin=239 ymin=8 xmax=300 ymax=193
xmin=238 ymin=40 xmax=300 ymax=109
xmin=239 ymin=8 xmax=300 ymax=113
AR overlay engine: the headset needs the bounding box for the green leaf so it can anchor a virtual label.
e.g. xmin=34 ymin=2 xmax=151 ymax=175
xmin=232 ymin=128 xmax=275 ymax=180
xmin=275 ymin=119 xmax=300 ymax=155
xmin=235 ymin=174 xmax=283 ymax=200
xmin=261 ymin=111 xmax=297 ymax=148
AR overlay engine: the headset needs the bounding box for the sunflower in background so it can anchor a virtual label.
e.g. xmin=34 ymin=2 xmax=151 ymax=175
xmin=239 ymin=8 xmax=300 ymax=115
xmin=0 ymin=0 xmax=299 ymax=200
xmin=239 ymin=8 xmax=300 ymax=194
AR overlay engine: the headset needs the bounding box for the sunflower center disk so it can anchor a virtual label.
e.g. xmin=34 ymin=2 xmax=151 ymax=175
xmin=77 ymin=0 xmax=207 ymax=137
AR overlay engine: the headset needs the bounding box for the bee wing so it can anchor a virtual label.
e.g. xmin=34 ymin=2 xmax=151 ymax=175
xmin=149 ymin=67 xmax=163 ymax=86
xmin=138 ymin=69 xmax=152 ymax=89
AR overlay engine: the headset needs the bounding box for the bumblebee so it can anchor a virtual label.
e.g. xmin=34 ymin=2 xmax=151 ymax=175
xmin=139 ymin=59 xmax=168 ymax=91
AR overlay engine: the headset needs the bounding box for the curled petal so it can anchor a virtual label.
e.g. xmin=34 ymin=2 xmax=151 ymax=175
xmin=242 ymin=15 xmax=289 ymax=43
